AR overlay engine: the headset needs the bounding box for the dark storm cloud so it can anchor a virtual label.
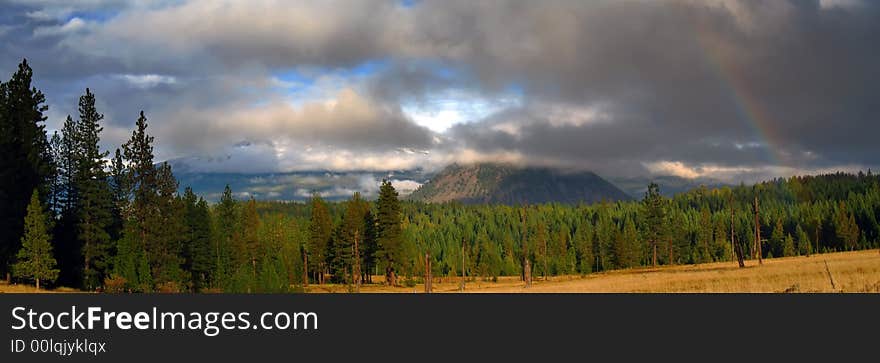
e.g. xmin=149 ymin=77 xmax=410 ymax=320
xmin=0 ymin=0 xmax=877 ymax=178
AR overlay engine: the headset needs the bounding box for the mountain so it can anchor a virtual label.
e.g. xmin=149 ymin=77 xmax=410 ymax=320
xmin=165 ymin=157 xmax=430 ymax=201
xmin=407 ymin=163 xmax=631 ymax=204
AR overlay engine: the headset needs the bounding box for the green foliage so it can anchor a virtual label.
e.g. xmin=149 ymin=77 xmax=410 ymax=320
xmin=783 ymin=234 xmax=796 ymax=257
xmin=13 ymin=190 xmax=58 ymax=288
xmin=796 ymin=225 xmax=812 ymax=256
xmin=74 ymin=88 xmax=114 ymax=289
xmin=376 ymin=180 xmax=403 ymax=285
xmin=307 ymin=194 xmax=332 ymax=283
xmin=0 ymin=59 xmax=53 ymax=278
xmin=213 ymin=185 xmax=238 ymax=288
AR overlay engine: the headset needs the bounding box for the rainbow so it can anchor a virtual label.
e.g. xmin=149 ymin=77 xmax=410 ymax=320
xmin=694 ymin=31 xmax=786 ymax=166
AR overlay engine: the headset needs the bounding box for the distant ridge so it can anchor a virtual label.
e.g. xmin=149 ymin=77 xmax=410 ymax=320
xmin=407 ymin=163 xmax=632 ymax=205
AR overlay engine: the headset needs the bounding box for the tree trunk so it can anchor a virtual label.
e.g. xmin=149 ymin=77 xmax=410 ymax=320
xmin=460 ymin=241 xmax=466 ymax=291
xmin=652 ymin=243 xmax=657 ymax=267
xmin=425 ymin=252 xmax=432 ymax=293
xmin=303 ymin=251 xmax=308 ymax=287
xmin=353 ymin=231 xmax=360 ymax=293
xmin=36 ymin=278 xmax=40 ymax=290
xmin=755 ymin=196 xmax=763 ymax=265
xmin=731 ymin=195 xmax=745 ymax=268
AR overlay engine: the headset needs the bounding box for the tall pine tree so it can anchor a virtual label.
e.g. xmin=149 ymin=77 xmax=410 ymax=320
xmin=0 ymin=59 xmax=53 ymax=279
xmin=376 ymin=180 xmax=403 ymax=286
xmin=74 ymin=88 xmax=113 ymax=289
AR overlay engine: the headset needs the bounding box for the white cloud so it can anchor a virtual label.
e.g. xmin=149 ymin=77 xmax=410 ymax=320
xmin=33 ymin=17 xmax=88 ymax=37
xmin=390 ymin=179 xmax=422 ymax=196
xmin=403 ymin=90 xmax=522 ymax=133
xmin=820 ymin=0 xmax=863 ymax=10
xmin=114 ymin=74 xmax=177 ymax=89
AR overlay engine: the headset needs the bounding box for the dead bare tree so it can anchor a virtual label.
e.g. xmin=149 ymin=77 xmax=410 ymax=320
xmin=824 ymin=260 xmax=836 ymax=290
xmin=521 ymin=206 xmax=532 ymax=287
xmin=302 ymin=246 xmax=309 ymax=287
xmin=524 ymin=259 xmax=532 ymax=288
xmin=731 ymin=195 xmax=745 ymax=268
xmin=353 ymin=228 xmax=361 ymax=293
xmin=460 ymin=239 xmax=466 ymax=292
xmin=425 ymin=251 xmax=432 ymax=293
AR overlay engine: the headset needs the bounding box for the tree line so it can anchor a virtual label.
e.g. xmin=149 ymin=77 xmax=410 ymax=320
xmin=2 ymin=59 xmax=879 ymax=292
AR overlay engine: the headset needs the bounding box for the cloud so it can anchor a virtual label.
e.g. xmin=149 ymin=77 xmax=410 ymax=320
xmin=0 ymin=0 xmax=878 ymax=184
xmin=113 ymin=74 xmax=177 ymax=89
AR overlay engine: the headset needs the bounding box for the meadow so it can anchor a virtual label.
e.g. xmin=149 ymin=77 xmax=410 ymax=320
xmin=305 ymin=249 xmax=880 ymax=293
xmin=4 ymin=249 xmax=877 ymax=293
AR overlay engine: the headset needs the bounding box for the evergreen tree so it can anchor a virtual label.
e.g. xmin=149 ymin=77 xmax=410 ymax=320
xmin=782 ymin=233 xmax=796 ymax=257
xmin=240 ymin=197 xmax=261 ymax=278
xmin=213 ymin=185 xmax=238 ymax=289
xmin=182 ymin=187 xmax=214 ymax=291
xmin=152 ymin=162 xmax=184 ymax=290
xmin=595 ymin=205 xmax=615 ymax=271
xmin=54 ymin=115 xmax=80 ymax=286
xmin=642 ymin=182 xmax=666 ymax=266
xmin=770 ymin=218 xmax=785 ymax=258
xmin=74 ymin=88 xmax=113 ymax=289
xmin=13 ymin=190 xmax=58 ymax=289
xmin=330 ymin=193 xmax=368 ymax=284
xmin=307 ymin=194 xmax=332 ymax=284
xmin=376 ymin=180 xmax=403 ymax=286
xmin=534 ymin=221 xmax=549 ymax=277
xmin=361 ymin=209 xmax=378 ymax=283
xmin=796 ymin=224 xmax=812 ymax=256
xmin=614 ymin=217 xmax=639 ymax=268
xmin=117 ymin=111 xmax=160 ymax=291
xmin=0 ymin=59 xmax=53 ymax=279
xmin=834 ymin=202 xmax=860 ymax=250
xmin=573 ymin=221 xmax=594 ymax=274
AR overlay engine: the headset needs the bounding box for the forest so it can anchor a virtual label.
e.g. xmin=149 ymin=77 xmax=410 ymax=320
xmin=2 ymin=59 xmax=879 ymax=293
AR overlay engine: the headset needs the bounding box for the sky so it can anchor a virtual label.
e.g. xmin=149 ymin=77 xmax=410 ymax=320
xmin=1 ymin=0 xmax=879 ymax=185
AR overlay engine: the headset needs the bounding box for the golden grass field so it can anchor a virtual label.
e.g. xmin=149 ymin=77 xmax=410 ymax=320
xmin=306 ymin=249 xmax=880 ymax=293
xmin=2 ymin=250 xmax=878 ymax=293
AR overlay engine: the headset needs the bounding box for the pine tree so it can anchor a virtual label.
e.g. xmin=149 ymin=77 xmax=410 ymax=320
xmin=782 ymin=233 xmax=796 ymax=257
xmin=13 ymin=190 xmax=58 ymax=289
xmin=642 ymin=182 xmax=666 ymax=266
xmin=74 ymin=88 xmax=113 ymax=289
xmin=183 ymin=187 xmax=214 ymax=291
xmin=240 ymin=197 xmax=261 ymax=279
xmin=534 ymin=221 xmax=549 ymax=277
xmin=376 ymin=180 xmax=403 ymax=286
xmin=834 ymin=202 xmax=859 ymax=251
xmin=770 ymin=218 xmax=785 ymax=258
xmin=117 ymin=111 xmax=161 ymax=291
xmin=330 ymin=193 xmax=367 ymax=284
xmin=307 ymin=194 xmax=332 ymax=284
xmin=796 ymin=224 xmax=812 ymax=256
xmin=213 ymin=185 xmax=238 ymax=289
xmin=54 ymin=115 xmax=80 ymax=286
xmin=361 ymin=209 xmax=378 ymax=283
xmin=0 ymin=59 xmax=53 ymax=280
xmin=152 ymin=162 xmax=184 ymax=290
xmin=614 ymin=217 xmax=639 ymax=268
xmin=595 ymin=205 xmax=615 ymax=271
xmin=574 ymin=221 xmax=594 ymax=274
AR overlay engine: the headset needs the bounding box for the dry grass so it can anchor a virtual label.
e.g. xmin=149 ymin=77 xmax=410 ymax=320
xmin=308 ymin=250 xmax=880 ymax=293
xmin=4 ymin=250 xmax=877 ymax=293
xmin=0 ymin=282 xmax=81 ymax=293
